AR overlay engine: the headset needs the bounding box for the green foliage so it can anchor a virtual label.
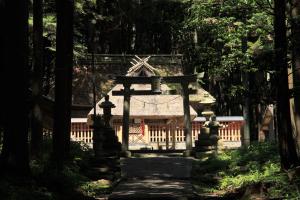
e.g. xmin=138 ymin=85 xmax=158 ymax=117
xmin=80 ymin=179 xmax=112 ymax=197
xmin=183 ymin=0 xmax=275 ymax=114
xmin=28 ymin=142 xmax=90 ymax=198
xmin=69 ymin=141 xmax=93 ymax=161
xmin=1 ymin=141 xmax=114 ymax=199
xmin=192 ymin=142 xmax=300 ymax=199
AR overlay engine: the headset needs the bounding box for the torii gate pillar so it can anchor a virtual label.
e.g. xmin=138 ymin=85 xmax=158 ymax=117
xmin=182 ymin=82 xmax=193 ymax=156
xmin=121 ymin=82 xmax=131 ymax=157
xmin=112 ymin=60 xmax=198 ymax=157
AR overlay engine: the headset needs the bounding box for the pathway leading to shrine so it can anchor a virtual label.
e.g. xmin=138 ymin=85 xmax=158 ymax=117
xmin=108 ymin=153 xmax=198 ymax=200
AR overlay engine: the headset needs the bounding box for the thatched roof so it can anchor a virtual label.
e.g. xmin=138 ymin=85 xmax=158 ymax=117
xmin=88 ymin=84 xmax=198 ymax=120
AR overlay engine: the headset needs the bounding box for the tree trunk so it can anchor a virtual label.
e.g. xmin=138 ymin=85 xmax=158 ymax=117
xmin=0 ymin=1 xmax=4 ymax=128
xmin=249 ymin=73 xmax=259 ymax=142
xmin=242 ymin=23 xmax=251 ymax=146
xmin=52 ymin=0 xmax=74 ymax=169
xmin=242 ymin=72 xmax=251 ymax=147
xmin=0 ymin=0 xmax=30 ymax=175
xmin=31 ymin=0 xmax=44 ymax=158
xmin=274 ymin=0 xmax=299 ymax=169
xmin=291 ymin=0 xmax=300 ymax=158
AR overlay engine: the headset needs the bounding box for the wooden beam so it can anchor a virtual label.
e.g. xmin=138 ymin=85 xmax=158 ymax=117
xmin=77 ymin=54 xmax=183 ymax=66
xmin=115 ymin=76 xmax=153 ymax=84
xmin=114 ymin=75 xmax=197 ymax=85
xmin=162 ymin=75 xmax=197 ymax=83
xmin=161 ymin=88 xmax=198 ymax=95
xmin=112 ymin=89 xmax=197 ymax=96
xmin=112 ymin=90 xmax=161 ymax=96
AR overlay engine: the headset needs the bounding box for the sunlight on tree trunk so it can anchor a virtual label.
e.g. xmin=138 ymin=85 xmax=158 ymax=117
xmin=274 ymin=0 xmax=299 ymax=169
xmin=291 ymin=0 xmax=300 ymax=158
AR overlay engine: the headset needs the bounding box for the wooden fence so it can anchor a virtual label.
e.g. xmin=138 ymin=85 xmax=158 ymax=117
xmin=70 ymin=122 xmax=93 ymax=144
xmin=148 ymin=121 xmax=243 ymax=144
xmin=64 ymin=118 xmax=244 ymax=148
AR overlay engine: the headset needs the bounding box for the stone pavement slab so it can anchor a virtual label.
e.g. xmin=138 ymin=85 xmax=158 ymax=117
xmin=121 ymin=156 xmax=194 ymax=179
xmin=109 ymin=154 xmax=198 ymax=200
xmin=109 ymin=178 xmax=197 ymax=200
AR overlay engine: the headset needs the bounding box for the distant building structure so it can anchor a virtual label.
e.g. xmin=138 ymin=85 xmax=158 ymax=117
xmin=88 ymin=56 xmax=218 ymax=150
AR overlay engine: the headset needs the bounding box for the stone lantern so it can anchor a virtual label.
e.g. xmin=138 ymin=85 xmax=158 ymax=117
xmin=91 ymin=95 xmax=121 ymax=182
xmin=199 ymin=92 xmax=216 ymax=135
xmin=200 ymin=92 xmax=216 ymax=121
xmin=92 ymin=114 xmax=105 ymax=158
xmin=94 ymin=95 xmax=121 ymax=158
xmin=195 ymin=92 xmax=219 ymax=156
xmin=100 ymin=95 xmax=116 ymax=127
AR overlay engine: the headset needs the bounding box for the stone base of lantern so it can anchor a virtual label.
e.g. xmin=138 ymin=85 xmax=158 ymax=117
xmin=120 ymin=150 xmax=132 ymax=158
xmin=194 ymin=127 xmax=219 ymax=158
xmin=90 ymin=116 xmax=121 ymax=183
xmin=102 ymin=126 xmax=121 ymax=157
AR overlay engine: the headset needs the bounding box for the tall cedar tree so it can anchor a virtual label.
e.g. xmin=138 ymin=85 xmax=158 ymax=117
xmin=0 ymin=0 xmax=30 ymax=175
xmin=0 ymin=1 xmax=4 ymax=130
xmin=274 ymin=0 xmax=299 ymax=169
xmin=242 ymin=23 xmax=251 ymax=146
xmin=52 ymin=0 xmax=74 ymax=169
xmin=292 ymin=0 xmax=300 ymax=156
xmin=31 ymin=0 xmax=44 ymax=157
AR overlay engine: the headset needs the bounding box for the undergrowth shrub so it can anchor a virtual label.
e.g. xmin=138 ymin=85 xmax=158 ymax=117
xmin=192 ymin=142 xmax=300 ymax=199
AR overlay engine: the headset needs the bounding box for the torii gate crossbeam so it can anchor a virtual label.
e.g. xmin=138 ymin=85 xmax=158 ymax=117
xmin=112 ymin=75 xmax=197 ymax=157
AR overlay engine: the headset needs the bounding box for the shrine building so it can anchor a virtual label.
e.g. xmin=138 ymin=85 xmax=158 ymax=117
xmin=87 ymin=56 xmax=216 ymax=150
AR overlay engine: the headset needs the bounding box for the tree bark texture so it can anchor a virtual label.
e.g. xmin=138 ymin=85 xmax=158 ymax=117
xmin=31 ymin=0 xmax=44 ymax=158
xmin=242 ymin=29 xmax=251 ymax=146
xmin=274 ymin=0 xmax=299 ymax=169
xmin=291 ymin=0 xmax=300 ymax=158
xmin=0 ymin=0 xmax=30 ymax=175
xmin=0 ymin=0 xmax=4 ymax=128
xmin=52 ymin=0 xmax=74 ymax=169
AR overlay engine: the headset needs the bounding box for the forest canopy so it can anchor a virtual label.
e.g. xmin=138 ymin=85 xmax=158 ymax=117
xmin=0 ymin=0 xmax=300 ymax=199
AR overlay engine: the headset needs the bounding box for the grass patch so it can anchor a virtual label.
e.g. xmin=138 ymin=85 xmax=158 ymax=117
xmin=192 ymin=142 xmax=300 ymax=199
xmin=80 ymin=179 xmax=112 ymax=197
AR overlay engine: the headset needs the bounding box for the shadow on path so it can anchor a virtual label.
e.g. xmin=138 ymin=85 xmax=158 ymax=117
xmin=109 ymin=154 xmax=198 ymax=200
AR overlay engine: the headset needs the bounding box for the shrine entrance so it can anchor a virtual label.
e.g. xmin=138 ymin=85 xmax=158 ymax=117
xmin=112 ymin=56 xmax=197 ymax=156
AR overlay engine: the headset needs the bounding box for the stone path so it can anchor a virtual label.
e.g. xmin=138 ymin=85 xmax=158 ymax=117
xmin=108 ymin=153 xmax=198 ymax=200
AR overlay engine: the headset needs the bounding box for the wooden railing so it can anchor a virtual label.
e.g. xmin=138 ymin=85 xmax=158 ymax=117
xmin=148 ymin=121 xmax=243 ymax=145
xmin=218 ymin=121 xmax=243 ymax=141
xmin=41 ymin=118 xmax=244 ymax=147
xmin=70 ymin=122 xmax=93 ymax=144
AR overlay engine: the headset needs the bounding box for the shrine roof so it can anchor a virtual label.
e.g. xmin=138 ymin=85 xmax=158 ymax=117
xmin=88 ymin=84 xmax=198 ymax=120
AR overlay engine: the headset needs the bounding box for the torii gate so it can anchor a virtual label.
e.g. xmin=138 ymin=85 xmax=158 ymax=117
xmin=112 ymin=56 xmax=197 ymax=157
